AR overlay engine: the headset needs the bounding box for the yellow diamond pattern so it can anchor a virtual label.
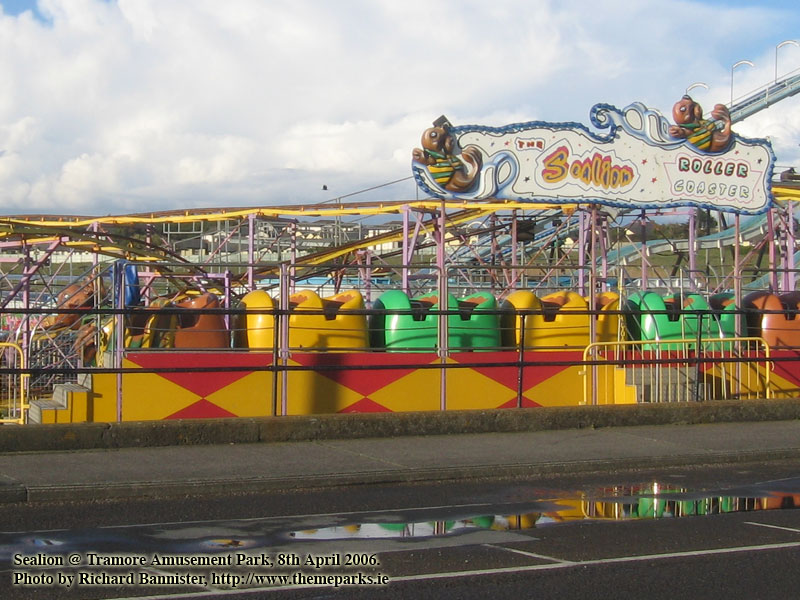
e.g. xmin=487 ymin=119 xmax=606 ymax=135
xmin=285 ymin=361 xmax=364 ymax=415
xmin=209 ymin=371 xmax=275 ymax=416
xmin=524 ymin=365 xmax=585 ymax=407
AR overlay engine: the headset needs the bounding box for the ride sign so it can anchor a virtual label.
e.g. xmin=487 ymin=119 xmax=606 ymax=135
xmin=412 ymin=100 xmax=775 ymax=214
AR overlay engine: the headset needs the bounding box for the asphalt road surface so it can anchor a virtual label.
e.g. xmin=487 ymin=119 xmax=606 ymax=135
xmin=3 ymin=459 xmax=800 ymax=599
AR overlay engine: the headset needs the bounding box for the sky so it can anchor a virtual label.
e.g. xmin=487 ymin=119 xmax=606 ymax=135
xmin=0 ymin=0 xmax=799 ymax=216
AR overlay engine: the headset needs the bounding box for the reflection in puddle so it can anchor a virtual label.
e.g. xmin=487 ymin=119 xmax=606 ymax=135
xmin=290 ymin=481 xmax=800 ymax=540
xmin=582 ymin=481 xmax=800 ymax=520
xmin=3 ymin=479 xmax=799 ymax=560
xmin=199 ymin=538 xmax=257 ymax=549
xmin=291 ymin=518 xmax=506 ymax=540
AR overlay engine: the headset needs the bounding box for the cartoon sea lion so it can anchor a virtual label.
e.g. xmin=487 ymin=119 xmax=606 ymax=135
xmin=413 ymin=117 xmax=483 ymax=192
xmin=668 ymin=95 xmax=732 ymax=153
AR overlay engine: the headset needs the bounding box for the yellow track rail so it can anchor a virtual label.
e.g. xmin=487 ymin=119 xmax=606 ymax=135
xmin=0 ymin=183 xmax=796 ymax=264
xmin=0 ymin=198 xmax=572 ymax=228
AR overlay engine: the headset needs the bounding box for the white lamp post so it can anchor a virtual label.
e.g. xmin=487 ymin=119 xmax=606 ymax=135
xmin=685 ymin=82 xmax=708 ymax=96
xmin=730 ymin=60 xmax=754 ymax=105
xmin=776 ymin=40 xmax=800 ymax=82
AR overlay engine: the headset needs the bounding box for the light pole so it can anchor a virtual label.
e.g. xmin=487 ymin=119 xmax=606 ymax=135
xmin=776 ymin=40 xmax=800 ymax=82
xmin=321 ymin=185 xmax=342 ymax=247
xmin=730 ymin=59 xmax=754 ymax=105
xmin=685 ymin=82 xmax=708 ymax=96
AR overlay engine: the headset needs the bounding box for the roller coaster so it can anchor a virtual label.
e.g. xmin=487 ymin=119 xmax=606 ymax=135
xmin=2 ymin=68 xmax=800 ymax=425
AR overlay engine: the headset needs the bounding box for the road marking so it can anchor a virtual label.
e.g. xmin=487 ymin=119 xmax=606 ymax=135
xmin=102 ymin=540 xmax=800 ymax=599
xmin=1 ymin=501 xmax=542 ymax=534
xmin=744 ymin=521 xmax=800 ymax=534
xmin=482 ymin=543 xmax=571 ymax=564
xmin=388 ymin=541 xmax=800 ymax=583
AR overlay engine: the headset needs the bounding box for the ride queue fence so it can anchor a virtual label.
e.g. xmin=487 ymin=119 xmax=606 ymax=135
xmin=0 ymin=342 xmax=28 ymax=424
xmin=581 ymin=337 xmax=772 ymax=406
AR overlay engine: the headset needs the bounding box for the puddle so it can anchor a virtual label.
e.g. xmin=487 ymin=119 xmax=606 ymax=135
xmin=287 ymin=479 xmax=800 ymax=540
xmin=3 ymin=478 xmax=799 ymax=560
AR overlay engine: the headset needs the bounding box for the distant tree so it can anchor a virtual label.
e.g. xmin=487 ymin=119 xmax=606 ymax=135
xmin=697 ymin=209 xmax=718 ymax=235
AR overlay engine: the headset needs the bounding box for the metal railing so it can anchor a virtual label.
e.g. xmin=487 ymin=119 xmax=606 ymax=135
xmin=0 ymin=342 xmax=28 ymax=424
xmin=582 ymin=337 xmax=772 ymax=405
xmin=3 ymin=253 xmax=795 ymax=421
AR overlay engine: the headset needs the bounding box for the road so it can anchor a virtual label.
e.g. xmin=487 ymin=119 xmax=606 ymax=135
xmin=3 ymin=458 xmax=800 ymax=599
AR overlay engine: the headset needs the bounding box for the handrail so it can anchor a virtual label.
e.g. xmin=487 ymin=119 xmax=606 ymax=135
xmin=582 ymin=337 xmax=771 ymax=405
xmin=0 ymin=341 xmax=28 ymax=424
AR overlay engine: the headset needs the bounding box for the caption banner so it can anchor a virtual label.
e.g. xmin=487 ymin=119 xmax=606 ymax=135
xmin=12 ymin=551 xmax=390 ymax=589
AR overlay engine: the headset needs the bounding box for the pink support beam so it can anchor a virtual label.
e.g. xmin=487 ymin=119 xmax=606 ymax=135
xmin=511 ymin=210 xmax=518 ymax=286
xmin=688 ymin=209 xmax=697 ymax=286
xmin=788 ymin=202 xmax=796 ymax=290
xmin=247 ymin=213 xmax=255 ymax=292
xmin=767 ymin=209 xmax=778 ymax=291
xmin=402 ymin=206 xmax=410 ymax=294
xmin=0 ymin=239 xmax=64 ymax=310
xmin=578 ymin=210 xmax=586 ymax=295
xmin=437 ymin=201 xmax=448 ymax=412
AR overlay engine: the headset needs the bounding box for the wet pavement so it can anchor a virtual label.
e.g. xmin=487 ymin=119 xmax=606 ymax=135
xmin=5 ymin=474 xmax=800 ymax=564
xmin=3 ymin=418 xmax=800 ymax=600
xmin=4 ymin=463 xmax=800 ymax=600
xmin=1 ymin=419 xmax=800 ymax=504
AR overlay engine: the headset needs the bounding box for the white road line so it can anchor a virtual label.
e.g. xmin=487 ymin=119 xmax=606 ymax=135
xmin=1 ymin=501 xmax=523 ymax=534
xmin=101 ymin=540 xmax=800 ymax=600
xmin=744 ymin=521 xmax=800 ymax=534
xmin=390 ymin=541 xmax=800 ymax=583
xmin=482 ymin=543 xmax=572 ymax=564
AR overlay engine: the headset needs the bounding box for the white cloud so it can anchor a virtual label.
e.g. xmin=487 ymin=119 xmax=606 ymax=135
xmin=0 ymin=0 xmax=798 ymax=215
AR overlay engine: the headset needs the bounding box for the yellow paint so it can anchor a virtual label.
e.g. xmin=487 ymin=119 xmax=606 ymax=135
xmin=89 ymin=358 xmax=203 ymax=421
xmin=444 ymin=361 xmax=517 ymax=410
xmin=366 ymin=356 xmax=519 ymax=412
xmin=88 ymin=371 xmax=119 ymax=422
xmin=125 ymin=372 xmax=200 ymax=421
xmin=75 ymin=349 xmax=593 ymax=422
xmin=501 ymin=290 xmax=541 ymax=347
xmin=754 ymin=365 xmax=792 ymax=398
xmin=208 ymin=371 xmax=275 ymax=416
xmin=524 ymin=365 xmax=585 ymax=407
xmin=1 ymin=200 xmax=576 ymax=228
xmin=613 ymin=367 xmax=638 ymax=404
xmin=0 ymin=342 xmax=27 ymax=424
xmin=582 ymin=361 xmax=638 ymax=405
xmin=594 ymin=292 xmax=621 ymax=343
xmin=502 ymin=291 xmax=620 ymax=351
xmin=234 ymin=290 xmax=275 ymax=349
xmin=288 ymin=290 xmax=368 ymax=351
xmin=773 ymin=185 xmax=800 ymax=201
xmin=503 ymin=290 xmax=592 ymax=350
xmin=370 ymin=362 xmax=441 ymax=412
xmin=536 ymin=291 xmax=591 ymax=348
xmin=505 ymin=514 xmax=540 ymax=529
xmin=1 ymin=202 xmax=578 ymax=268
xmin=285 ymin=367 xmax=365 ymax=415
xmin=234 ymin=289 xmax=369 ymax=351
xmin=40 ymin=387 xmax=89 ymax=424
xmin=703 ymin=362 xmax=765 ymax=399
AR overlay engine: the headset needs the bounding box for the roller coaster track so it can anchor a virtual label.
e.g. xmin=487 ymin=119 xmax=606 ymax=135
xmin=0 ymin=199 xmax=564 ymax=229
xmin=729 ymin=69 xmax=800 ymax=124
xmin=0 ymin=220 xmax=194 ymax=265
xmin=0 ymin=199 xmax=571 ymax=269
